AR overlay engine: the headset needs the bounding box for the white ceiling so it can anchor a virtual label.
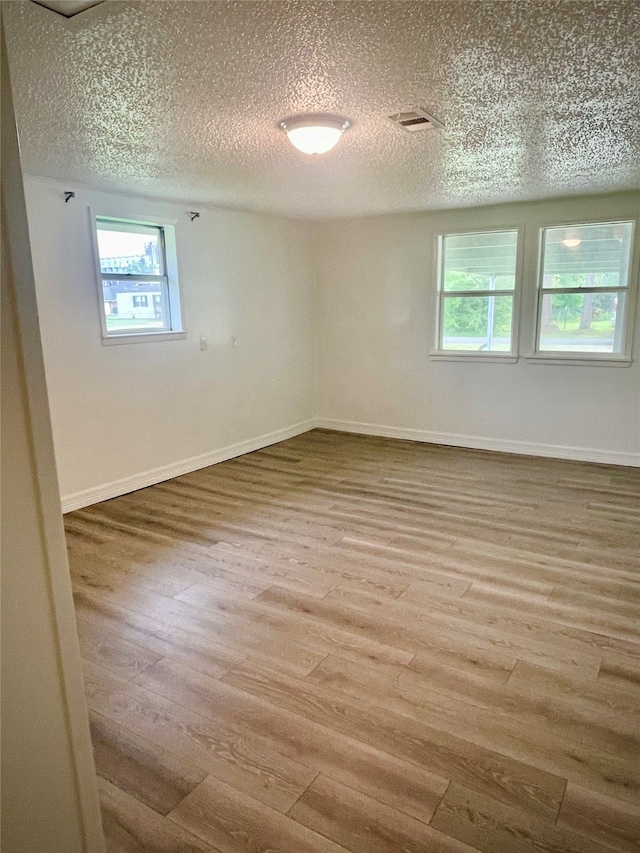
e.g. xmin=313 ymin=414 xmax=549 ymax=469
xmin=5 ymin=0 xmax=640 ymax=219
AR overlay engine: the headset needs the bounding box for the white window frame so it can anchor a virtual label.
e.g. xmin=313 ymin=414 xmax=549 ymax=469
xmin=528 ymin=218 xmax=637 ymax=366
xmin=431 ymin=226 xmax=523 ymax=362
xmin=90 ymin=210 xmax=186 ymax=345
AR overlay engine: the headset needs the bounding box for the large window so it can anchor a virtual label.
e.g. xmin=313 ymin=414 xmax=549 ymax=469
xmin=536 ymin=221 xmax=634 ymax=357
xmin=432 ymin=218 xmax=637 ymax=365
xmin=93 ymin=216 xmax=184 ymax=342
xmin=435 ymin=230 xmax=519 ymax=355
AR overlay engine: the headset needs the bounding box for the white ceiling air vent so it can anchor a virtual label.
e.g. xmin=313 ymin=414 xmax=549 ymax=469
xmin=31 ymin=0 xmax=106 ymax=18
xmin=387 ymin=108 xmax=443 ymax=133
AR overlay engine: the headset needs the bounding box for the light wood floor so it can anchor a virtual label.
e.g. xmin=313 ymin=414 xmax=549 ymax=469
xmin=65 ymin=429 xmax=640 ymax=853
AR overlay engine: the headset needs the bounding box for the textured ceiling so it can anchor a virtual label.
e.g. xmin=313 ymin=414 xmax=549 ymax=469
xmin=4 ymin=0 xmax=640 ymax=219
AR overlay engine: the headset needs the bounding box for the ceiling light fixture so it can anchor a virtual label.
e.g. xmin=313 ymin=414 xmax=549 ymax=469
xmin=280 ymin=114 xmax=350 ymax=155
xmin=562 ymin=238 xmax=582 ymax=248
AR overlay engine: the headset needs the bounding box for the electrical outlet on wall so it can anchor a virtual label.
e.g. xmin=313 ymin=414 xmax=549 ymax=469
xmin=199 ymin=336 xmax=208 ymax=351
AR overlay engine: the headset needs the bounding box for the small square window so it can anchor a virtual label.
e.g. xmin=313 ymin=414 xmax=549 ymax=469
xmin=536 ymin=221 xmax=634 ymax=357
xmin=435 ymin=229 xmax=519 ymax=355
xmin=93 ymin=216 xmax=184 ymax=342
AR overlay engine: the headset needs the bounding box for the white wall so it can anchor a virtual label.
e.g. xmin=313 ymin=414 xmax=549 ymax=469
xmin=2 ymin=32 xmax=104 ymax=851
xmin=315 ymin=192 xmax=640 ymax=466
xmin=24 ymin=177 xmax=316 ymax=509
xmin=25 ymin=183 xmax=640 ymax=515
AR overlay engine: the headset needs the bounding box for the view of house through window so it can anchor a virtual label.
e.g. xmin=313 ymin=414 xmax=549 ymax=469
xmin=537 ymin=221 xmax=634 ymax=354
xmin=438 ymin=230 xmax=518 ymax=353
xmin=96 ymin=218 xmax=172 ymax=336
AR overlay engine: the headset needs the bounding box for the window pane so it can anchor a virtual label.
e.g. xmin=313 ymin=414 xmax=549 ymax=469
xmin=102 ymin=280 xmax=169 ymax=334
xmin=443 ymin=231 xmax=517 ymax=291
xmin=97 ymin=221 xmax=164 ymax=275
xmin=541 ymin=221 xmax=633 ymax=289
xmin=442 ymin=295 xmax=513 ymax=352
xmin=538 ymin=291 xmax=625 ymax=354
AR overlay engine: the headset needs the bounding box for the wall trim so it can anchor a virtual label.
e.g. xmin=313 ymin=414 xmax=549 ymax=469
xmin=61 ymin=419 xmax=316 ymax=512
xmin=63 ymin=415 xmax=639 ymax=513
xmin=315 ymin=418 xmax=640 ymax=468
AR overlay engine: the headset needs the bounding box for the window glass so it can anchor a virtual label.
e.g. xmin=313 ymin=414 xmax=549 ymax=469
xmin=538 ymin=221 xmax=633 ymax=355
xmin=102 ymin=280 xmax=169 ymax=334
xmin=96 ymin=222 xmax=164 ymax=276
xmin=541 ymin=222 xmax=632 ymax=289
xmin=538 ymin=291 xmax=624 ymax=354
xmin=442 ymin=295 xmax=513 ymax=352
xmin=94 ymin=217 xmax=181 ymax=340
xmin=443 ymin=231 xmax=517 ymax=292
xmin=438 ymin=230 xmax=518 ymax=354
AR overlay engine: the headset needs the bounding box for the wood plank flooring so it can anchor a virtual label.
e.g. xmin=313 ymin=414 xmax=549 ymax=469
xmin=65 ymin=429 xmax=640 ymax=853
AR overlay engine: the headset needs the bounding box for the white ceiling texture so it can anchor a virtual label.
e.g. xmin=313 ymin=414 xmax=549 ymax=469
xmin=4 ymin=0 xmax=640 ymax=219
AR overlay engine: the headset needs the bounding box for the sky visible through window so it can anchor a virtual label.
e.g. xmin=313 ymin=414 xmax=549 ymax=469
xmin=97 ymin=229 xmax=152 ymax=258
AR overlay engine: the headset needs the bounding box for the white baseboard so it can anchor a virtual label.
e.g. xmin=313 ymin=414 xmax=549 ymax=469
xmin=315 ymin=418 xmax=640 ymax=468
xmin=62 ymin=415 xmax=638 ymax=511
xmin=61 ymin=419 xmax=316 ymax=512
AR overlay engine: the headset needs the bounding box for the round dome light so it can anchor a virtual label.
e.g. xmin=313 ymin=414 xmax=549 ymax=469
xmin=280 ymin=114 xmax=350 ymax=155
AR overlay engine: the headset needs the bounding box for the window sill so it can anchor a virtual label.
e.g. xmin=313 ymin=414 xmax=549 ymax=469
xmin=429 ymin=352 xmax=518 ymax=364
xmin=524 ymin=355 xmax=631 ymax=367
xmin=102 ymin=331 xmax=187 ymax=346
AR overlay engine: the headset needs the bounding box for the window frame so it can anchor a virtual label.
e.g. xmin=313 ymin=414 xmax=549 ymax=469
xmin=90 ymin=210 xmax=186 ymax=345
xmin=528 ymin=218 xmax=636 ymax=365
xmin=430 ymin=225 xmax=524 ymax=362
